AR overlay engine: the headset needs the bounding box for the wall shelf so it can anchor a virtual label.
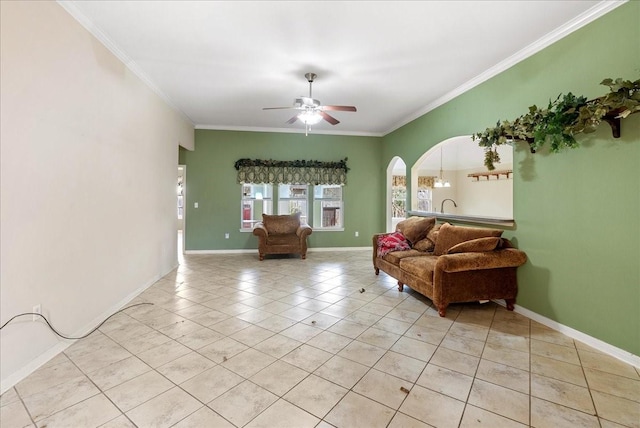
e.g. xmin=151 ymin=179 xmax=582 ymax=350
xmin=467 ymin=169 xmax=513 ymax=181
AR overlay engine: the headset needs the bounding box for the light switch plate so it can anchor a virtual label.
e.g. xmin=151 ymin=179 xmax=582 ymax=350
xmin=194 ymin=202 xmax=198 ymax=208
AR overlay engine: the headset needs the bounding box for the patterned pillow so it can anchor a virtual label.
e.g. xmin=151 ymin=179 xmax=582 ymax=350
xmin=262 ymin=212 xmax=300 ymax=235
xmin=377 ymin=231 xmax=411 ymax=257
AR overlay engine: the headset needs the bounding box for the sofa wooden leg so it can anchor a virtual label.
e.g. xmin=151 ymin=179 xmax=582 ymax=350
xmin=397 ymin=281 xmax=404 ymax=292
xmin=301 ymin=253 xmax=306 ymax=260
xmin=375 ymin=267 xmax=379 ymax=275
xmin=437 ymin=305 xmax=447 ymax=317
xmin=506 ymin=298 xmax=516 ymax=311
xmin=259 ymin=254 xmax=264 ymax=261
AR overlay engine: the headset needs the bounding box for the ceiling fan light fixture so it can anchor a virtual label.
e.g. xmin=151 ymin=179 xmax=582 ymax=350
xmin=297 ymin=110 xmax=322 ymax=125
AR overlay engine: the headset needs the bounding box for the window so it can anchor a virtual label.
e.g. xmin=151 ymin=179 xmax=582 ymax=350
xmin=278 ymin=184 xmax=308 ymax=224
xmin=313 ymin=185 xmax=343 ymax=229
xmin=241 ymin=183 xmax=273 ymax=230
xmin=416 ymin=187 xmax=432 ymax=212
xmin=392 ymin=185 xmax=406 ymax=219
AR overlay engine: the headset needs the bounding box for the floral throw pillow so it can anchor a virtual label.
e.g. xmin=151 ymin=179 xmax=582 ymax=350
xmin=377 ymin=231 xmax=411 ymax=257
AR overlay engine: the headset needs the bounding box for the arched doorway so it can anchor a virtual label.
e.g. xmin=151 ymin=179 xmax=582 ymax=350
xmin=386 ymin=156 xmax=406 ymax=232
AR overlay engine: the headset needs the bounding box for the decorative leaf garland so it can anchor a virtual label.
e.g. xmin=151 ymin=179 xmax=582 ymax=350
xmin=473 ymin=78 xmax=640 ymax=170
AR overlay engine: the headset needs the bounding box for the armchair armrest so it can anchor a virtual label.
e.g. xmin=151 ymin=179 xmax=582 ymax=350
xmin=436 ymin=248 xmax=527 ymax=273
xmin=296 ymin=223 xmax=313 ymax=238
xmin=252 ymin=222 xmax=268 ymax=237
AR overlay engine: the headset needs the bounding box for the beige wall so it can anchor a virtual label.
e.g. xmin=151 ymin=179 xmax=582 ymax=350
xmin=0 ymin=1 xmax=193 ymax=390
xmin=455 ymin=165 xmax=513 ymax=218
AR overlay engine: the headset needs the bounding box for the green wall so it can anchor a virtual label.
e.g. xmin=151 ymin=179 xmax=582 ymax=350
xmin=184 ymin=3 xmax=638 ymax=355
xmin=382 ymin=2 xmax=639 ymax=355
xmin=183 ymin=130 xmax=383 ymax=250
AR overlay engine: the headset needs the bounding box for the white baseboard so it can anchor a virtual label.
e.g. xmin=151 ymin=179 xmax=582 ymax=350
xmin=0 ymin=342 xmax=71 ymax=395
xmin=185 ymin=249 xmax=255 ymax=255
xmin=309 ymin=247 xmax=370 ymax=252
xmin=185 ymin=247 xmax=370 ymax=255
xmin=0 ymin=266 xmax=175 ymax=394
xmin=494 ymin=300 xmax=640 ymax=368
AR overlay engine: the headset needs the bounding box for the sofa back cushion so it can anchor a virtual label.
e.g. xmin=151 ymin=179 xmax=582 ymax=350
xmin=262 ymin=212 xmax=300 ymax=235
xmin=412 ymin=223 xmax=441 ymax=252
xmin=434 ymin=223 xmax=503 ymax=256
xmin=396 ymin=216 xmax=436 ymax=245
xmin=446 ymin=237 xmax=503 ymax=254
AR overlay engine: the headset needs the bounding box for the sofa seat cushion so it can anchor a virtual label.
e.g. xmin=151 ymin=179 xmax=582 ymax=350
xmin=266 ymin=234 xmax=299 ymax=246
xmin=434 ymin=223 xmax=503 ymax=256
xmin=396 ymin=216 xmax=436 ymax=245
xmin=383 ymin=249 xmax=431 ymax=266
xmin=399 ymin=255 xmax=439 ymax=280
xmin=263 ymin=213 xmax=301 ymax=235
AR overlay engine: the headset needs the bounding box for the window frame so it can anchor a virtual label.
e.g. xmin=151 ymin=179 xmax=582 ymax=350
xmin=277 ymin=184 xmax=309 ymax=224
xmin=312 ymin=184 xmax=344 ymax=231
xmin=240 ymin=183 xmax=273 ymax=231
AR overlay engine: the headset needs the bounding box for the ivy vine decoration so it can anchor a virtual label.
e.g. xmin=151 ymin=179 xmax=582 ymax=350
xmin=473 ymin=78 xmax=640 ymax=170
xmin=234 ymin=158 xmax=349 ymax=171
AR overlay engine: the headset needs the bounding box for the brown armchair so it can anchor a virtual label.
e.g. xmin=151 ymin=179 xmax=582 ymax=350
xmin=252 ymin=213 xmax=312 ymax=260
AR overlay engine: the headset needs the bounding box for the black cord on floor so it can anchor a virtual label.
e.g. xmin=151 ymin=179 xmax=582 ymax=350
xmin=0 ymin=302 xmax=154 ymax=340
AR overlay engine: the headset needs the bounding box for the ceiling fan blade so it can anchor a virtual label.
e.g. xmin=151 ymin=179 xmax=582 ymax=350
xmin=320 ymin=111 xmax=340 ymax=125
xmin=263 ymin=107 xmax=296 ymax=110
xmin=286 ymin=115 xmax=299 ymax=124
xmin=322 ymin=105 xmax=357 ymax=112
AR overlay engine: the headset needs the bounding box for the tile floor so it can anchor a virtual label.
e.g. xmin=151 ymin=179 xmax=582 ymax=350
xmin=1 ymin=250 xmax=639 ymax=428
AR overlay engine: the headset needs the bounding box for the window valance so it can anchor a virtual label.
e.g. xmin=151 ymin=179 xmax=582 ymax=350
xmin=392 ymin=175 xmax=436 ymax=188
xmin=235 ymin=158 xmax=349 ymax=185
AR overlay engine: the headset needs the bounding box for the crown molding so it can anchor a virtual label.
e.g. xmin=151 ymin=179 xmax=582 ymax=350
xmin=56 ymin=1 xmax=195 ymax=125
xmin=383 ymin=0 xmax=628 ymax=136
xmin=195 ymin=124 xmax=383 ymax=138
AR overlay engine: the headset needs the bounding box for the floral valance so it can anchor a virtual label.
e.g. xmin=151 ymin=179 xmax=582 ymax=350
xmin=392 ymin=175 xmax=436 ymax=188
xmin=418 ymin=176 xmax=436 ymax=188
xmin=235 ymin=158 xmax=349 ymax=185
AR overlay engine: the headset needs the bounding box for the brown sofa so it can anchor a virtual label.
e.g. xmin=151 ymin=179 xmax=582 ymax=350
xmin=253 ymin=213 xmax=312 ymax=260
xmin=373 ymin=217 xmax=527 ymax=317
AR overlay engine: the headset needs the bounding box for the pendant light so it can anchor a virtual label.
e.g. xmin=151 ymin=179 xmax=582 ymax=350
xmin=434 ymin=146 xmax=451 ymax=188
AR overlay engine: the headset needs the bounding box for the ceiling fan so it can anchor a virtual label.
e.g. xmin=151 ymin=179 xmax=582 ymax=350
xmin=263 ymin=73 xmax=357 ymax=135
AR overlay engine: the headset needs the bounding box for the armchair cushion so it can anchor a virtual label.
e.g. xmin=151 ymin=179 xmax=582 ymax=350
xmin=262 ymin=212 xmax=300 ymax=235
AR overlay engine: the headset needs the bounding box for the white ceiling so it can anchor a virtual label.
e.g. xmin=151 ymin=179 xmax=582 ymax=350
xmin=60 ymin=1 xmax=619 ymax=136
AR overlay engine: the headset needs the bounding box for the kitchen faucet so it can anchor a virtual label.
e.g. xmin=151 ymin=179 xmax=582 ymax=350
xmin=441 ymin=198 xmax=457 ymax=213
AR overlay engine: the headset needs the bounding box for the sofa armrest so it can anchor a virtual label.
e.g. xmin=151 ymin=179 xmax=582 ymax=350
xmin=436 ymin=248 xmax=527 ymax=273
xmin=252 ymin=222 xmax=268 ymax=237
xmin=296 ymin=223 xmax=313 ymax=238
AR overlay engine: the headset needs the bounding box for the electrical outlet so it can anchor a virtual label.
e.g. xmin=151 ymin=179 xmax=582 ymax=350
xmin=194 ymin=202 xmax=199 ymax=208
xmin=224 ymin=233 xmax=230 ymax=239
xmin=33 ymin=304 xmax=41 ymax=322
xmin=355 ymin=231 xmax=359 ymax=237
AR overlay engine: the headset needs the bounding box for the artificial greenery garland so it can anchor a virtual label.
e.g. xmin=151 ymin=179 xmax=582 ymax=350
xmin=473 ymin=78 xmax=640 ymax=170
